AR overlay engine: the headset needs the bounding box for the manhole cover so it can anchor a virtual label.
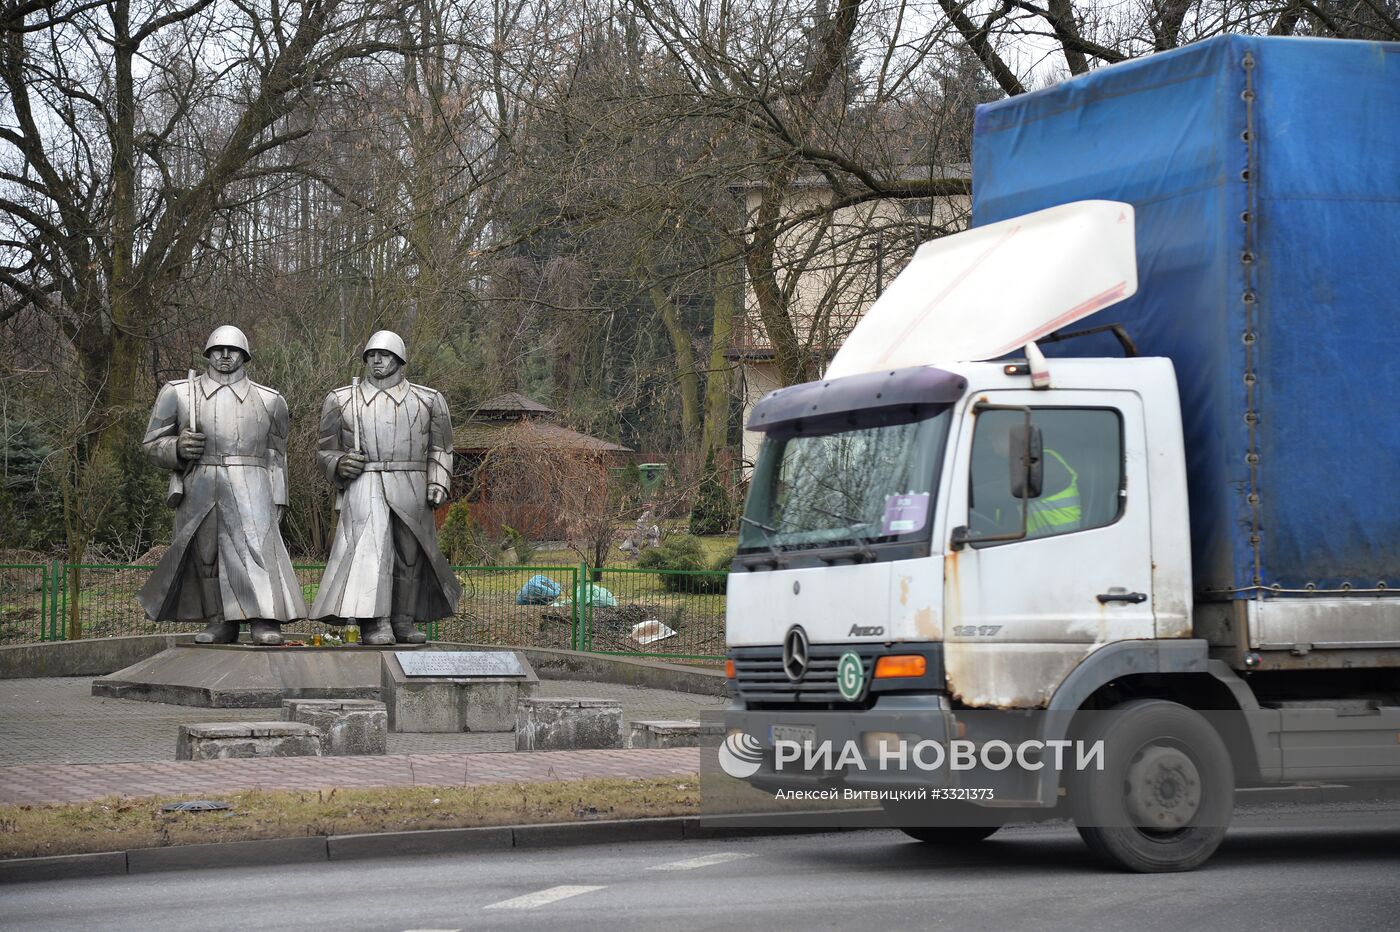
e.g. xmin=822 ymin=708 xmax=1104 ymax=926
xmin=161 ymin=800 xmax=233 ymax=812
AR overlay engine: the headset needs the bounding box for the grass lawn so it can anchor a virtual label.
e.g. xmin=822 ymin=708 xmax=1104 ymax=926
xmin=0 ymin=777 xmax=703 ymax=859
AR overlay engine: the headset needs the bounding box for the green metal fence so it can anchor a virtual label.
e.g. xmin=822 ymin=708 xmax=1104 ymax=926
xmin=582 ymin=567 xmax=727 ymax=660
xmin=0 ymin=561 xmax=727 ymax=660
xmin=0 ymin=563 xmax=49 ymax=643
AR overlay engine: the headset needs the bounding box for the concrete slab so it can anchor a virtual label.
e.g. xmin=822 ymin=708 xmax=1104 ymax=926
xmin=516 ymin=697 xmax=624 ymax=750
xmin=91 ymin=644 xmax=429 ymax=708
xmin=628 ymin=719 xmax=724 ymax=749
xmin=176 ymin=721 xmax=324 ymax=760
xmin=282 ymin=699 xmax=388 ymax=755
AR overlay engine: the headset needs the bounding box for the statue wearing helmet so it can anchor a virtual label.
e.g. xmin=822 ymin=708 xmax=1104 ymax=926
xmin=309 ymin=330 xmax=461 ymax=643
xmin=137 ymin=326 xmax=306 ymax=644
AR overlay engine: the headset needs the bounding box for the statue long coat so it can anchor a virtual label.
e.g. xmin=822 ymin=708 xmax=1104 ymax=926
xmin=138 ymin=372 xmax=307 ymax=622
xmin=309 ymin=375 xmax=461 ymax=622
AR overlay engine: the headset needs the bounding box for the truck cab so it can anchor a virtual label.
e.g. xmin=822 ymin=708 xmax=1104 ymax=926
xmin=723 ymin=192 xmax=1400 ymax=873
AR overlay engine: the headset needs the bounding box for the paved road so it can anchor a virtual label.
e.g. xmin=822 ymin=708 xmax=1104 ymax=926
xmin=5 ymin=803 xmax=1399 ymax=932
xmin=0 ymin=677 xmax=726 ymax=764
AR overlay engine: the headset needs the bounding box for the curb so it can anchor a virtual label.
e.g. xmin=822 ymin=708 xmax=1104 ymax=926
xmin=0 ymin=813 xmax=875 ymax=885
xmin=4 ymin=783 xmax=1397 ymax=884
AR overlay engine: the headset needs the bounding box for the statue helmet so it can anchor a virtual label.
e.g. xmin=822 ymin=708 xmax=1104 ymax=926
xmin=204 ymin=325 xmax=251 ymax=360
xmin=362 ymin=330 xmax=407 ymax=364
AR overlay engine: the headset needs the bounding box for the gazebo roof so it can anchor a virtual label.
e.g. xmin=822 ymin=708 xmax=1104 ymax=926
xmin=472 ymin=392 xmax=556 ymax=418
xmin=453 ymin=418 xmax=632 ymax=454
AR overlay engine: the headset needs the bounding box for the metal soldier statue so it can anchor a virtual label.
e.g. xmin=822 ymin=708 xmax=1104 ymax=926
xmin=310 ymin=331 xmax=461 ymax=644
xmin=138 ymin=326 xmax=306 ymax=645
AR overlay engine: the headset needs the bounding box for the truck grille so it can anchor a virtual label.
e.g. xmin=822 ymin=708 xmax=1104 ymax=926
xmin=730 ymin=645 xmax=877 ymax=707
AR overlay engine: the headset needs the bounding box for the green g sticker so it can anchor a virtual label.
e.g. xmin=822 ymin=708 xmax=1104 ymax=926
xmin=837 ymin=651 xmax=865 ymax=701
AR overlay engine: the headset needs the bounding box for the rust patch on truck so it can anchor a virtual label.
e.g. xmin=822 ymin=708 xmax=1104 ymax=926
xmin=899 ymin=576 xmax=910 ymax=607
xmin=914 ymin=606 xmax=939 ymax=639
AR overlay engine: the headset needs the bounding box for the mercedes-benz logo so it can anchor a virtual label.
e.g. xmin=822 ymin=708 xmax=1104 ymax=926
xmin=783 ymin=626 xmax=810 ymax=682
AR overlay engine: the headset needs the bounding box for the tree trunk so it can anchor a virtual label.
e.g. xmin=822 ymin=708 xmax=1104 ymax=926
xmin=649 ymin=283 xmax=701 ymax=440
xmin=702 ymin=241 xmax=739 ymax=458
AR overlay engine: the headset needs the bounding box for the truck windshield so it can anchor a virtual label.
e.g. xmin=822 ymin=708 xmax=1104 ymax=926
xmin=739 ymin=411 xmax=951 ymax=552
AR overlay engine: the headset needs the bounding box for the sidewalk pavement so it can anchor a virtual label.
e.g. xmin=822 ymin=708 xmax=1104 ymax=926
xmin=1 ymin=676 xmax=727 ymax=765
xmin=0 ymin=747 xmax=704 ymax=806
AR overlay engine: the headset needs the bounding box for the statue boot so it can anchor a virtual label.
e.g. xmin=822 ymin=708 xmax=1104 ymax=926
xmin=390 ymin=565 xmax=426 ymax=644
xmin=361 ymin=617 xmax=395 ymax=645
xmin=249 ymin=620 xmax=283 ymax=646
xmin=195 ymin=616 xmax=238 ymax=644
xmin=391 ymin=615 xmax=426 ymax=644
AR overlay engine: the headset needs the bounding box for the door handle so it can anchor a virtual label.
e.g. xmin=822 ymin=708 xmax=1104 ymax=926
xmin=1097 ymin=591 xmax=1148 ymax=604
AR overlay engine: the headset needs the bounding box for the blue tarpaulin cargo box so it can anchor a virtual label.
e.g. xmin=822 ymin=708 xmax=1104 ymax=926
xmin=972 ymin=35 xmax=1400 ymax=598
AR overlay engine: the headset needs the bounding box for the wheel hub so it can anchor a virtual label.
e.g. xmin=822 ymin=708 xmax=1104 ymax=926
xmin=1124 ymin=745 xmax=1201 ymax=830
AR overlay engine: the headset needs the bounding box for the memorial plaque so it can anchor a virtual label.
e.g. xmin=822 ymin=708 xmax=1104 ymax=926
xmin=395 ymin=651 xmax=525 ymax=678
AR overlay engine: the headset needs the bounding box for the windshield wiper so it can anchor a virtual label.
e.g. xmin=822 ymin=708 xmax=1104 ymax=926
xmin=818 ymin=537 xmax=877 ymax=565
xmin=739 ymin=515 xmax=787 ymax=569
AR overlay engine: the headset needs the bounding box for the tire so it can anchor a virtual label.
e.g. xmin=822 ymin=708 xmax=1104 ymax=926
xmin=882 ymin=800 xmax=1001 ymax=846
xmin=1070 ymin=699 xmax=1234 ymax=873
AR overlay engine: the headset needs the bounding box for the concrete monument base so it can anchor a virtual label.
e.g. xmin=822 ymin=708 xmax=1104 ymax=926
xmin=92 ymin=643 xmax=430 ymax=708
xmin=381 ymin=650 xmax=539 ymax=733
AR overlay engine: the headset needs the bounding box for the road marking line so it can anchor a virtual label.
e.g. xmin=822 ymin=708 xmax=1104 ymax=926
xmin=483 ymin=885 xmax=607 ymax=910
xmin=648 ymin=852 xmax=757 ymax=872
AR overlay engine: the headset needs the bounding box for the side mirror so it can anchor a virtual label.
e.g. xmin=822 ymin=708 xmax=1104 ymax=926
xmin=1009 ymin=423 xmax=1043 ymax=500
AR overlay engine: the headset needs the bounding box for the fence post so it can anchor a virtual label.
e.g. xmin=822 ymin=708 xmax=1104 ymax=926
xmin=574 ymin=562 xmax=586 ymax=651
xmin=49 ymin=560 xmax=62 ymax=641
xmin=37 ymin=563 xmax=48 ymax=642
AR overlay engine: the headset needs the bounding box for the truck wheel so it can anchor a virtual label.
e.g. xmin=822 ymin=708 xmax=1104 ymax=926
xmin=1071 ymin=699 xmax=1233 ymax=873
xmin=882 ymin=801 xmax=1001 ymax=845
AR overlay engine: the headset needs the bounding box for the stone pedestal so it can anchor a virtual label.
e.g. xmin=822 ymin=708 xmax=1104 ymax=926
xmin=381 ymin=650 xmax=538 ymax=733
xmin=176 ymin=721 xmax=323 ymax=760
xmin=516 ymin=697 xmax=623 ymax=751
xmin=93 ymin=644 xmax=423 ymax=708
xmin=628 ymin=719 xmax=724 ymax=749
xmin=281 ymin=699 xmax=388 ymax=756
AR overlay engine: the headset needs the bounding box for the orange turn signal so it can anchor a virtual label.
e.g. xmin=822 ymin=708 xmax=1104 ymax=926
xmin=874 ymin=654 xmax=927 ymax=679
xmin=725 ymin=659 xmax=736 ymax=679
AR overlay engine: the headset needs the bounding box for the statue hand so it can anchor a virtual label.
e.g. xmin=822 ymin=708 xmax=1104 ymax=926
xmin=276 ymin=505 xmax=285 ymax=525
xmin=177 ymin=430 xmax=205 ymax=462
xmin=336 ymin=452 xmax=366 ymax=481
xmin=427 ymin=485 xmax=446 ymax=508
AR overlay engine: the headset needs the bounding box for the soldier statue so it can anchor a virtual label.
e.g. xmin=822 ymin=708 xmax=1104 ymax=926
xmin=309 ymin=330 xmax=462 ymax=644
xmin=138 ymin=326 xmax=306 ymax=645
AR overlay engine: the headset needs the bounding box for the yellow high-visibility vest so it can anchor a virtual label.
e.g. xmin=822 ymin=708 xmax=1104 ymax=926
xmin=1027 ymin=449 xmax=1083 ymax=535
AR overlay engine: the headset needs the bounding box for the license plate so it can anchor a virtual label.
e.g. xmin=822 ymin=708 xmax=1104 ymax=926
xmin=770 ymin=724 xmax=817 ymax=747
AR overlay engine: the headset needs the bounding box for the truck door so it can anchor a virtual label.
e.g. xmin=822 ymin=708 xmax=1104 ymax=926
xmin=942 ymin=390 xmax=1154 ymax=708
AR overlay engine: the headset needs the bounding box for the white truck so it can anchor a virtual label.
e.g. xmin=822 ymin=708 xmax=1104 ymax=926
xmin=723 ymin=35 xmax=1400 ymax=872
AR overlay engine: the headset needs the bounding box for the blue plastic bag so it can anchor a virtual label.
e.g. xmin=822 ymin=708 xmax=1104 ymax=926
xmin=516 ymin=574 xmax=562 ymax=605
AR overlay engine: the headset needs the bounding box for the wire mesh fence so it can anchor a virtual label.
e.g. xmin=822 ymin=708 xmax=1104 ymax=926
xmin=0 ymin=562 xmax=728 ymax=660
xmin=583 ymin=567 xmax=727 ymax=660
xmin=0 ymin=564 xmax=49 ymax=644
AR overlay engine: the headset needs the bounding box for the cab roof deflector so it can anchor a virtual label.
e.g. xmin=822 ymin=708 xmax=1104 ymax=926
xmin=746 ymin=366 xmax=967 ymax=436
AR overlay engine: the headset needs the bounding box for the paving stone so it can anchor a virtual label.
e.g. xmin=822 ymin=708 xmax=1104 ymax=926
xmin=0 ymin=748 xmax=703 ymax=805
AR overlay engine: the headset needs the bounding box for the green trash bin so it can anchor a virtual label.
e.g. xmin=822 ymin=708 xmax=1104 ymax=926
xmin=639 ymin=463 xmax=668 ymax=491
